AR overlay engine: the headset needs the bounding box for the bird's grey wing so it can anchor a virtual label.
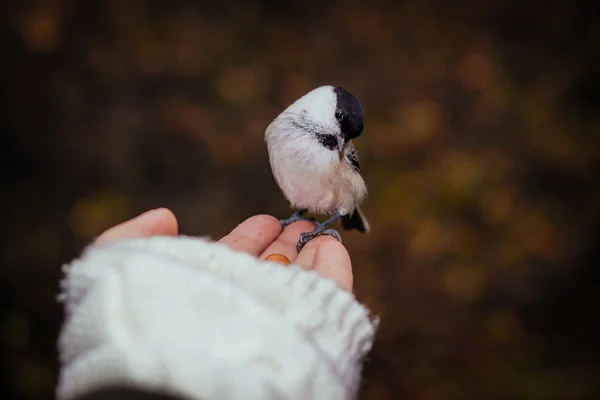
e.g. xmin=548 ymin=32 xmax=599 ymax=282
xmin=346 ymin=143 xmax=360 ymax=173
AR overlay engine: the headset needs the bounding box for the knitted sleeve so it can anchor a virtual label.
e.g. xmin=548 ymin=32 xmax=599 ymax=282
xmin=56 ymin=235 xmax=378 ymax=400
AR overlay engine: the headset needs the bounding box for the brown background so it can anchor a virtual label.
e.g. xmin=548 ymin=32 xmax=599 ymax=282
xmin=1 ymin=0 xmax=599 ymax=399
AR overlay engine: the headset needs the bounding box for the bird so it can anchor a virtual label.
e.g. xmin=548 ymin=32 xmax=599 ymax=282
xmin=265 ymin=85 xmax=370 ymax=253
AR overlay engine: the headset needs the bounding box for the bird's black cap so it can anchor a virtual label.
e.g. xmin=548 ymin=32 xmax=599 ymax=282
xmin=333 ymin=86 xmax=365 ymax=141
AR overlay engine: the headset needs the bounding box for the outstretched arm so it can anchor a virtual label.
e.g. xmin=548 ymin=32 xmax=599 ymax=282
xmin=57 ymin=209 xmax=377 ymax=400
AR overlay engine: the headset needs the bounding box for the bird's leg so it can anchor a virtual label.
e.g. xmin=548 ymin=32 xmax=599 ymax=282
xmin=296 ymin=212 xmax=343 ymax=253
xmin=279 ymin=209 xmax=317 ymax=229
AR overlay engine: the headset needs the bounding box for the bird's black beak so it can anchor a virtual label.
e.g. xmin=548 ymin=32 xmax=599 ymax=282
xmin=337 ymin=135 xmax=345 ymax=151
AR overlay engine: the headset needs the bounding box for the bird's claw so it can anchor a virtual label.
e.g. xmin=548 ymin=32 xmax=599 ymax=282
xmin=296 ymin=228 xmax=343 ymax=253
xmin=280 ymin=210 xmax=317 ymax=229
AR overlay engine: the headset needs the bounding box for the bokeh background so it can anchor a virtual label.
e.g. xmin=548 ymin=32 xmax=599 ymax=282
xmin=1 ymin=0 xmax=599 ymax=399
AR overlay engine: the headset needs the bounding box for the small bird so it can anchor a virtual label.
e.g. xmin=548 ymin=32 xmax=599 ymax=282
xmin=265 ymin=85 xmax=370 ymax=253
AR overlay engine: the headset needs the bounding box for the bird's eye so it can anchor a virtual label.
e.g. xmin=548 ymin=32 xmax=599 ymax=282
xmin=335 ymin=110 xmax=344 ymax=120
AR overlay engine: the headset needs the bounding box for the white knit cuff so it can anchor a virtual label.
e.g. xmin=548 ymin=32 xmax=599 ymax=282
xmin=56 ymin=235 xmax=378 ymax=400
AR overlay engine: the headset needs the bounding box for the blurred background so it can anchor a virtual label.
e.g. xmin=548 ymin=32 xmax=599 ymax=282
xmin=1 ymin=0 xmax=599 ymax=398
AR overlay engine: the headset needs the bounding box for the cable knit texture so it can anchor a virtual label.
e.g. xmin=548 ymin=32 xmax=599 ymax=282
xmin=56 ymin=235 xmax=378 ymax=400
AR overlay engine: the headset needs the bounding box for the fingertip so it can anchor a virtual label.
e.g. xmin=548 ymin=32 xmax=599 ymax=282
xmin=149 ymin=208 xmax=179 ymax=236
xmin=294 ymin=233 xmax=338 ymax=270
xmin=245 ymin=214 xmax=282 ymax=235
xmin=314 ymin=239 xmax=353 ymax=291
xmin=318 ymin=239 xmax=350 ymax=263
xmin=219 ymin=214 xmax=282 ymax=255
xmin=94 ymin=207 xmax=179 ymax=245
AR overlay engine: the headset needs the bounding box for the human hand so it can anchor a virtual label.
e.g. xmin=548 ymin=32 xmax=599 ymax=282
xmin=95 ymin=208 xmax=353 ymax=291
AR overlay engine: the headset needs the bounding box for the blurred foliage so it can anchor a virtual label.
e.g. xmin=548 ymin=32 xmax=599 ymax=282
xmin=1 ymin=0 xmax=599 ymax=399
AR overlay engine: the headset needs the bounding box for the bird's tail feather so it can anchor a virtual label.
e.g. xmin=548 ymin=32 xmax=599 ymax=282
xmin=341 ymin=206 xmax=370 ymax=233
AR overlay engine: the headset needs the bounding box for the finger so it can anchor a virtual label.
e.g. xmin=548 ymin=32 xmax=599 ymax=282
xmin=95 ymin=208 xmax=179 ymax=245
xmin=312 ymin=239 xmax=353 ymax=291
xmin=219 ymin=214 xmax=282 ymax=256
xmin=294 ymin=234 xmax=339 ymax=270
xmin=259 ymin=220 xmax=316 ymax=263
